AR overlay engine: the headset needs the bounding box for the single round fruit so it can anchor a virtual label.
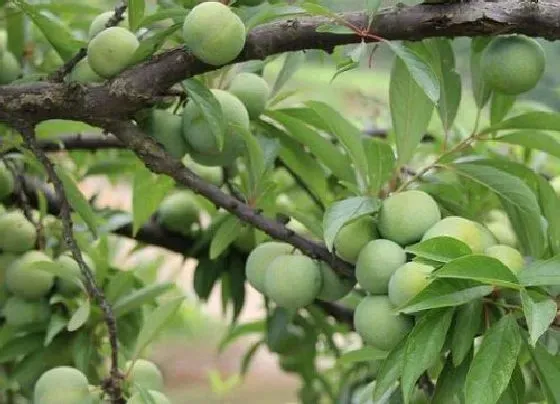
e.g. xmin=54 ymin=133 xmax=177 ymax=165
xmin=353 ymin=296 xmax=413 ymax=351
xmin=484 ymin=221 xmax=518 ymax=248
xmin=2 ymin=296 xmax=50 ymax=327
xmin=228 ymin=73 xmax=270 ymax=119
xmin=422 ymin=216 xmax=486 ymax=253
xmin=485 ymin=245 xmax=525 ymax=273
xmin=0 ymin=51 xmax=22 ymax=84
xmin=88 ymin=11 xmax=129 ymax=39
xmin=140 ymin=109 xmax=187 ymax=159
xmin=334 ymin=216 xmax=378 ymax=264
xmin=356 ymin=239 xmax=407 ymax=295
xmin=126 ymin=359 xmax=164 ymax=392
xmin=378 ymin=190 xmax=441 ymax=246
xmin=317 ymin=263 xmax=355 ymax=302
xmin=6 ymin=251 xmax=54 ymax=299
xmin=182 ymin=89 xmax=250 ymax=166
xmin=481 ymin=35 xmax=545 ymax=95
xmin=68 ymin=58 xmax=103 ymax=83
xmin=264 ymin=255 xmax=322 ymax=309
xmin=182 ymin=155 xmax=223 ymax=185
xmin=157 ymin=191 xmax=200 ymax=235
xmin=0 ymin=211 xmax=36 ymax=252
xmin=34 ymin=366 xmax=91 ymax=404
xmin=55 ymin=253 xmax=96 ymax=297
xmin=388 ymin=261 xmax=435 ymax=308
xmin=0 ymin=161 xmax=14 ymax=200
xmin=182 ymin=2 xmax=246 ymax=66
xmin=127 ymin=390 xmax=171 ymax=404
xmin=245 ymin=241 xmax=294 ymax=294
xmin=87 ymin=27 xmax=139 ymax=78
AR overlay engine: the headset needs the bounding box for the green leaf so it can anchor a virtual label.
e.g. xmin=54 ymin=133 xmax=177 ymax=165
xmin=133 ymin=296 xmax=184 ymax=358
xmin=528 ymin=341 xmax=560 ymax=404
xmin=300 ymin=2 xmax=338 ymax=18
xmin=450 ymin=299 xmax=483 ymax=366
xmin=306 ymin=101 xmax=369 ymax=191
xmin=336 ymin=346 xmax=388 ymax=367
xmin=193 ymin=258 xmax=223 ymax=300
xmin=113 ymin=283 xmax=173 ymax=317
xmin=272 ymin=51 xmax=305 ymax=96
xmin=322 ymin=196 xmax=380 ymax=251
xmin=495 ymin=130 xmax=560 ymax=160
xmin=372 ymin=338 xmax=406 ymax=400
xmin=132 ymin=165 xmax=174 ymax=236
xmin=72 ymin=330 xmax=94 ymax=374
xmin=240 ymin=340 xmax=263 ymax=376
xmin=6 ymin=5 xmax=25 ymax=61
xmin=537 ymin=176 xmax=560 ymax=255
xmin=490 ymin=93 xmax=516 ymax=125
xmin=44 ymin=314 xmax=68 ymax=346
xmin=465 ymin=315 xmax=522 ymax=404
xmin=406 ymin=237 xmax=472 ymax=263
xmin=139 ymin=7 xmax=187 ymax=28
xmin=246 ymin=5 xmax=305 ymax=31
xmin=497 ymin=365 xmax=525 ymax=404
xmin=434 ymin=255 xmax=519 ymax=289
xmin=390 ymin=49 xmax=434 ymax=165
xmin=399 ymin=279 xmax=491 ymax=314
xmin=129 ymin=22 xmax=181 ymax=65
xmin=128 ymin=0 xmax=145 ymax=31
xmin=470 ymin=37 xmax=492 ymax=109
xmin=452 ymin=163 xmax=545 ymax=258
xmin=401 ymin=308 xmax=454 ymax=401
xmin=219 ymin=320 xmax=265 ymax=352
xmin=182 ymin=78 xmax=226 ymax=151
xmin=67 ymin=299 xmax=90 ymax=332
xmin=238 ymin=126 xmax=266 ymax=196
xmin=521 ymin=289 xmax=557 ymax=346
xmin=210 ymin=215 xmax=242 ymax=260
xmin=366 ymin=0 xmax=382 ymax=25
xmin=12 ymin=0 xmax=85 ymax=61
xmin=432 ymin=351 xmax=472 ymax=404
xmin=0 ymin=333 xmax=43 ymax=363
xmin=363 ymin=137 xmax=396 ymax=195
xmin=517 ymin=255 xmax=560 ymax=287
xmin=54 ymin=167 xmax=98 ymax=236
xmin=315 ymin=23 xmax=354 ymax=34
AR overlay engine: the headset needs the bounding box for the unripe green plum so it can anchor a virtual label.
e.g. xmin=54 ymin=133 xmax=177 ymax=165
xmin=245 ymin=241 xmax=294 ymax=293
xmin=317 ymin=263 xmax=355 ymax=301
xmin=126 ymin=359 xmax=164 ymax=392
xmin=475 ymin=222 xmax=497 ymax=251
xmin=182 ymin=2 xmax=246 ymax=66
xmin=88 ymin=11 xmax=129 ymax=40
xmin=55 ymin=253 xmax=96 ymax=297
xmin=6 ymin=251 xmax=54 ymax=299
xmin=485 ymin=245 xmax=525 ymax=273
xmin=87 ymin=27 xmax=139 ymax=78
xmin=0 ymin=211 xmax=36 ymax=252
xmin=34 ymin=366 xmax=91 ymax=404
xmin=485 ymin=221 xmax=518 ymax=248
xmin=486 ymin=209 xmax=508 ymax=224
xmin=356 ymin=239 xmax=406 ymax=295
xmin=228 ymin=73 xmax=270 ymax=119
xmin=388 ymin=261 xmax=435 ymax=308
xmin=139 ymin=109 xmax=187 ymax=159
xmin=378 ymin=190 xmax=441 ymax=245
xmin=353 ymin=296 xmax=413 ymax=351
xmin=0 ymin=51 xmax=22 ymax=84
xmin=182 ymin=89 xmax=249 ymax=166
xmin=422 ymin=216 xmax=486 ymax=253
xmin=157 ymin=191 xmax=200 ymax=235
xmin=551 ymin=176 xmax=560 ymax=196
xmin=264 ymin=255 xmax=322 ymax=309
xmin=2 ymin=296 xmax=50 ymax=327
xmin=182 ymin=155 xmax=223 ymax=186
xmin=127 ymin=390 xmax=171 ymax=404
xmin=0 ymin=161 xmax=14 ymax=200
xmin=334 ymin=216 xmax=378 ymax=263
xmin=68 ymin=58 xmax=103 ymax=83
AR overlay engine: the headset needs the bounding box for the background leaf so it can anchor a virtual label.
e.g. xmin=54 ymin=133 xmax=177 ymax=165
xmin=521 ymin=289 xmax=557 ymax=346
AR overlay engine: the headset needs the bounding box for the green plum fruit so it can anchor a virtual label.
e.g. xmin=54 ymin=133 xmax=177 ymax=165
xmin=34 ymin=366 xmax=91 ymax=404
xmin=264 ymin=255 xmax=322 ymax=309
xmin=0 ymin=161 xmax=14 ymax=200
xmin=68 ymin=58 xmax=103 ymax=83
xmin=6 ymin=251 xmax=54 ymax=299
xmin=0 ymin=51 xmax=22 ymax=84
xmin=182 ymin=89 xmax=249 ymax=166
xmin=422 ymin=216 xmax=487 ymax=253
xmin=245 ymin=241 xmax=294 ymax=294
xmin=378 ymin=190 xmax=441 ymax=245
xmin=317 ymin=262 xmax=355 ymax=302
xmin=475 ymin=222 xmax=498 ymax=251
xmin=127 ymin=390 xmax=171 ymax=404
xmin=2 ymin=296 xmax=50 ymax=327
xmin=356 ymin=239 xmax=407 ymax=295
xmin=126 ymin=359 xmax=164 ymax=392
xmin=88 ymin=11 xmax=129 ymax=39
xmin=334 ymin=216 xmax=378 ymax=263
xmin=228 ymin=72 xmax=270 ymax=119
xmin=388 ymin=261 xmax=435 ymax=307
xmin=88 ymin=27 xmax=139 ymax=78
xmin=484 ymin=220 xmax=518 ymax=248
xmin=353 ymin=295 xmax=413 ymax=351
xmin=481 ymin=35 xmax=545 ymax=95
xmin=485 ymin=245 xmax=525 ymax=273
xmin=0 ymin=211 xmax=37 ymax=252
xmin=182 ymin=2 xmax=246 ymax=66
xmin=55 ymin=253 xmax=96 ymax=296
xmin=139 ymin=109 xmax=187 ymax=159
xmin=157 ymin=191 xmax=200 ymax=235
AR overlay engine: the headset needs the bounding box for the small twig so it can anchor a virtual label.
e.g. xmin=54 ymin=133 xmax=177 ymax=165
xmin=48 ymin=2 xmax=128 ymax=82
xmin=17 ymin=125 xmax=123 ymax=404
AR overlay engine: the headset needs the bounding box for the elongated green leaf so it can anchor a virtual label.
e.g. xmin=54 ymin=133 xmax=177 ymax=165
xmin=528 ymin=341 xmax=560 ymax=404
xmin=483 ymin=111 xmax=560 ymax=134
xmin=517 ymin=255 xmax=560 ymax=286
xmin=373 ymin=338 xmax=406 ymax=400
xmin=6 ymin=5 xmax=24 ymax=62
xmin=139 ymin=8 xmax=187 ymax=28
xmin=128 ymin=0 xmax=145 ymax=31
xmin=465 ymin=315 xmax=521 ymax=404
xmin=210 ymin=215 xmax=242 ymax=259
xmin=470 ymin=37 xmax=492 ymax=108
xmin=0 ymin=333 xmax=43 ymax=363
xmin=54 ymin=167 xmax=98 ymax=236
xmin=336 ymin=346 xmax=388 ymax=367
xmin=433 ymin=351 xmax=472 ymax=404
xmin=434 ymin=255 xmax=519 ymax=288
xmin=240 ymin=340 xmax=263 ymax=376
xmin=44 ymin=314 xmax=68 ymax=346
xmin=130 ymin=23 xmax=182 ymax=65
xmin=406 ymin=237 xmax=472 ymax=263
xmin=495 ymin=130 xmax=560 ymax=159
xmin=323 ymin=196 xmax=379 ymax=251
xmin=219 ymin=320 xmax=265 ymax=352
xmin=452 ymin=163 xmax=545 ymax=258
xmin=237 ymin=126 xmax=266 ymax=196
xmin=521 ymin=289 xmax=557 ymax=346
xmin=451 ymin=299 xmax=483 ymax=366
xmin=113 ymin=283 xmax=173 ymax=317
xmin=300 ymin=2 xmax=338 ymax=18
xmin=67 ymin=299 xmax=90 ymax=332
xmin=537 ymin=176 xmax=560 ymax=255
xmin=363 ymin=137 xmax=396 ymax=195
xmin=272 ymin=51 xmax=305 ymax=96
xmin=132 ymin=165 xmax=174 ymax=236
xmin=390 ymin=53 xmax=434 ymax=165
xmin=401 ymin=308 xmax=454 ymax=401
xmin=497 ymin=365 xmax=525 ymax=404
